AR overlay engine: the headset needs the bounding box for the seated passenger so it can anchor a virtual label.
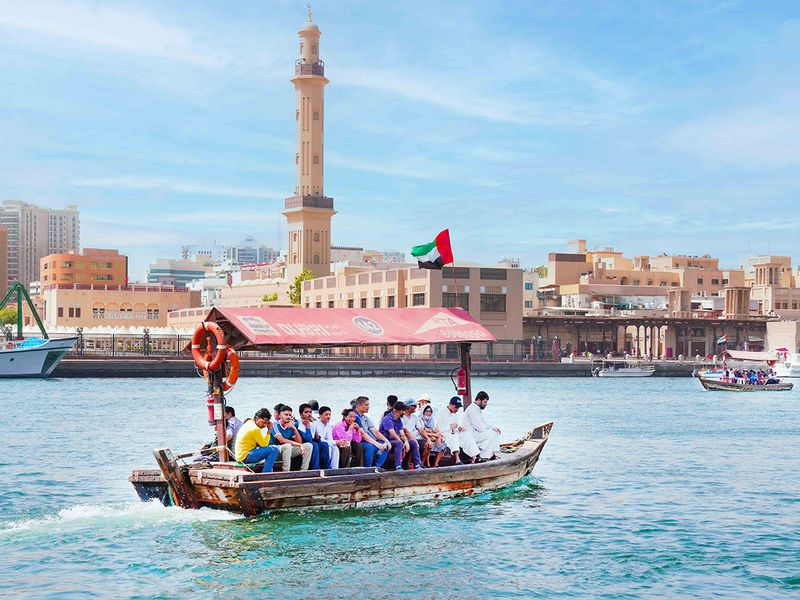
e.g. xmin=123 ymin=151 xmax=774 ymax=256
xmin=270 ymin=405 xmax=314 ymax=471
xmin=297 ymin=403 xmax=330 ymax=469
xmin=420 ymin=404 xmax=445 ymax=467
xmin=225 ymin=406 xmax=244 ymax=449
xmin=353 ymin=396 xmax=391 ymax=468
xmin=379 ymin=401 xmax=422 ymax=471
xmin=234 ymin=408 xmax=280 ymax=471
xmin=401 ymin=398 xmax=431 ymax=468
xmin=460 ymin=391 xmax=501 ymax=462
xmin=312 ymin=406 xmax=344 ymax=468
xmin=436 ymin=397 xmax=465 ymax=465
xmin=332 ymin=408 xmax=364 ymax=468
xmin=383 ymin=394 xmax=399 ymax=417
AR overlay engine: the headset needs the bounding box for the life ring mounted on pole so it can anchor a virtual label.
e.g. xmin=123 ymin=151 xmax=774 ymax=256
xmin=191 ymin=322 xmax=227 ymax=372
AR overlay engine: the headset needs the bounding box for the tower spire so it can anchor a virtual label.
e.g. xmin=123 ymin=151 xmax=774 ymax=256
xmin=283 ymin=13 xmax=335 ymax=280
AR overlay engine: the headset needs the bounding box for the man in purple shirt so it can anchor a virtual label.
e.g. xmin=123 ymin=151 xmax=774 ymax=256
xmin=379 ymin=400 xmax=422 ymax=471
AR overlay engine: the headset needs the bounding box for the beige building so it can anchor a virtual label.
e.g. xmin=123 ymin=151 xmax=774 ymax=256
xmin=766 ymin=320 xmax=800 ymax=353
xmin=284 ymin=14 xmax=335 ymax=280
xmin=40 ymin=248 xmax=127 ymax=287
xmin=301 ymin=264 xmax=523 ymax=340
xmin=40 ymin=283 xmax=201 ymax=328
xmin=0 ymin=201 xmax=80 ymax=287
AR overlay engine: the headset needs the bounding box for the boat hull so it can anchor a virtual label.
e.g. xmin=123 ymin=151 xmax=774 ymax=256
xmin=130 ymin=422 xmax=553 ymax=515
xmin=596 ymin=369 xmax=655 ymax=377
xmin=0 ymin=337 xmax=77 ymax=378
xmin=698 ymin=378 xmax=793 ymax=392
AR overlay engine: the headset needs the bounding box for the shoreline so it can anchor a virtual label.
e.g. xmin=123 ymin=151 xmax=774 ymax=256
xmin=52 ymin=358 xmax=699 ymax=378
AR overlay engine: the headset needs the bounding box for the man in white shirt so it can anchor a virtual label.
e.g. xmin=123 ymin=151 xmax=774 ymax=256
xmin=311 ymin=406 xmax=342 ymax=468
xmin=460 ymin=390 xmax=501 ymax=462
xmin=436 ymin=396 xmax=466 ymax=465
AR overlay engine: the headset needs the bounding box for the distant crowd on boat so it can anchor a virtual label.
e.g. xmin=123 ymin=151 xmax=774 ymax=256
xmin=722 ymin=368 xmax=780 ymax=386
xmin=201 ymin=392 xmax=503 ymax=473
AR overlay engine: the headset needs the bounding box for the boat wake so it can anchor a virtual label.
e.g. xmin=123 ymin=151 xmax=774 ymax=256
xmin=0 ymin=500 xmax=241 ymax=540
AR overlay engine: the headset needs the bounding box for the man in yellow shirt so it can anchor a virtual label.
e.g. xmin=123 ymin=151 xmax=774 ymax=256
xmin=234 ymin=408 xmax=280 ymax=471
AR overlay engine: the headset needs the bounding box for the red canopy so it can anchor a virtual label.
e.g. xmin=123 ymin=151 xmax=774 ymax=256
xmin=201 ymin=307 xmax=496 ymax=350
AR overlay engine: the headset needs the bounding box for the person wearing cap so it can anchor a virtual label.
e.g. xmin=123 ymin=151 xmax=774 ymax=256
xmin=437 ymin=397 xmax=467 ymax=465
xmin=379 ymin=401 xmax=422 ymax=471
xmin=417 ymin=393 xmax=432 ymax=409
xmin=460 ymin=390 xmax=501 ymax=462
xmin=402 ymin=398 xmax=432 ymax=468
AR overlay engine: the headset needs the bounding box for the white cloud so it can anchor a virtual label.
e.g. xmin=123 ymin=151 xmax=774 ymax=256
xmin=665 ymin=106 xmax=800 ymax=168
xmin=0 ymin=0 xmax=224 ymax=66
xmin=71 ymin=176 xmax=283 ymax=200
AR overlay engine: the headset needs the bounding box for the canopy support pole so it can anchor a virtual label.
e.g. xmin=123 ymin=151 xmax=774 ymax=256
xmin=460 ymin=342 xmax=472 ymax=408
xmin=209 ymin=369 xmax=228 ymax=462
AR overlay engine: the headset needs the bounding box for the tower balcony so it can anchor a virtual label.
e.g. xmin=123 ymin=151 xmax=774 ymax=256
xmin=285 ymin=195 xmax=334 ymax=210
xmin=295 ymin=60 xmax=325 ymax=76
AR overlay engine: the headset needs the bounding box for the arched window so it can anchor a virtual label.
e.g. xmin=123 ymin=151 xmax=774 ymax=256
xmin=314 ymin=232 xmax=320 ymax=242
xmin=313 ymin=155 xmax=319 ymax=164
xmin=295 ymin=153 xmax=299 ymax=165
xmin=313 ymin=111 xmax=319 ymax=120
xmin=312 ymin=44 xmax=317 ymax=54
xmin=300 ymin=43 xmax=304 ymax=54
xmin=296 ymin=109 xmax=299 ymax=121
xmin=314 ymin=255 xmax=320 ymax=264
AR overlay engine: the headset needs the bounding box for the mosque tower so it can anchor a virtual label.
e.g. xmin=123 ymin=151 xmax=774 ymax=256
xmin=283 ymin=8 xmax=335 ymax=280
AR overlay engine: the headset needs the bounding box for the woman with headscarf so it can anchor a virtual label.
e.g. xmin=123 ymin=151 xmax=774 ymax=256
xmin=420 ymin=404 xmax=445 ymax=467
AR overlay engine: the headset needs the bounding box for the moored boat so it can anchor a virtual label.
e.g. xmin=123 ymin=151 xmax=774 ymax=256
xmin=774 ymin=349 xmax=800 ymax=378
xmin=592 ymin=359 xmax=655 ymax=377
xmin=0 ymin=283 xmax=76 ymax=378
xmin=129 ymin=307 xmax=553 ymax=515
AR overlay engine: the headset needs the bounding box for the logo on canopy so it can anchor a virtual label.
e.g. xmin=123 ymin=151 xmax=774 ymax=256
xmin=352 ymin=316 xmax=384 ymax=336
xmin=414 ymin=311 xmax=470 ymax=335
xmin=240 ymin=315 xmax=280 ymax=336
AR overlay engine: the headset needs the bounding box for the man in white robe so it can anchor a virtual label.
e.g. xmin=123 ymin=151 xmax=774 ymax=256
xmin=436 ymin=396 xmax=467 ymax=464
xmin=460 ymin=390 xmax=501 ymax=461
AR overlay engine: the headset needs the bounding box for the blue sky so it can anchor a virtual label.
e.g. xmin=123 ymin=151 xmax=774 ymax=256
xmin=2 ymin=0 xmax=799 ymax=280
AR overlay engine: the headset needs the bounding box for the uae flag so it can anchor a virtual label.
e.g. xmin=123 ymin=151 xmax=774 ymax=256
xmin=411 ymin=229 xmax=454 ymax=270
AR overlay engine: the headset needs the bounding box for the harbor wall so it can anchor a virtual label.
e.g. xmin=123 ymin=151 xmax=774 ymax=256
xmin=53 ymin=359 xmax=699 ymax=378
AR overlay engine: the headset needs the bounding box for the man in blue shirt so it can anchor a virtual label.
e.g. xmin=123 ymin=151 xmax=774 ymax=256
xmin=379 ymin=401 xmax=422 ymax=471
xmin=297 ymin=403 xmax=329 ymax=469
xmin=353 ymin=396 xmax=391 ymax=468
xmin=270 ymin=405 xmax=314 ymax=471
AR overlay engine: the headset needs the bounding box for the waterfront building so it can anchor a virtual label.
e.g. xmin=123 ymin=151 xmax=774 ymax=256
xmin=147 ymin=257 xmax=212 ymax=288
xmin=0 ymin=201 xmax=80 ymax=287
xmin=740 ymin=255 xmax=793 ymax=285
xmin=283 ymin=13 xmax=335 ymax=280
xmin=0 ymin=226 xmax=7 ymax=298
xmin=767 ymin=320 xmax=800 ymax=354
xmin=330 ymin=246 xmax=364 ymax=264
xmin=40 ymin=248 xmax=127 ymax=287
xmin=40 ymin=283 xmax=200 ymax=328
xmin=300 ymin=264 xmax=523 ymax=341
xmin=381 ymin=250 xmax=406 ymax=263
xmin=523 ymin=269 xmax=539 ymax=316
xmin=748 ymin=258 xmax=800 ymax=319
xmin=187 ymin=276 xmax=228 ymax=307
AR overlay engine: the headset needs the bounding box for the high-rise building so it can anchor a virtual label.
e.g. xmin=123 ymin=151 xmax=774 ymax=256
xmin=147 ymin=257 xmax=212 ymax=289
xmin=0 ymin=226 xmax=8 ymax=298
xmin=0 ymin=201 xmax=80 ymax=287
xmin=40 ymin=248 xmax=128 ymax=287
xmin=232 ymin=236 xmax=279 ymax=265
xmin=181 ymin=239 xmax=232 ymax=263
xmin=283 ymin=11 xmax=335 ymax=280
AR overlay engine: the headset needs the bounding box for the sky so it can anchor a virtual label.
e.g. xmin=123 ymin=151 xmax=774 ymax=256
xmin=1 ymin=0 xmax=799 ymax=281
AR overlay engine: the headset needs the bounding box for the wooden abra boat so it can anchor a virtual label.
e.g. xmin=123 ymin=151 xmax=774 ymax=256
xmin=130 ymin=422 xmax=552 ymax=514
xmin=129 ymin=307 xmax=553 ymax=515
xmin=698 ymin=378 xmax=793 ymax=392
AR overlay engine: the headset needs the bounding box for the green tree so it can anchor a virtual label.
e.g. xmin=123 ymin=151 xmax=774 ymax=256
xmin=0 ymin=306 xmax=16 ymax=326
xmin=288 ymin=269 xmax=314 ymax=304
xmin=261 ymin=292 xmax=278 ymax=302
xmin=534 ymin=264 xmax=548 ymax=278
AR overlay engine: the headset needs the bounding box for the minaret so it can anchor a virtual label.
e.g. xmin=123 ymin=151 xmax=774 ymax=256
xmin=284 ymin=8 xmax=335 ymax=280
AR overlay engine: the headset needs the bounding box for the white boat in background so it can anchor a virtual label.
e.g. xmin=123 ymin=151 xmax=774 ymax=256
xmin=0 ymin=336 xmax=77 ymax=377
xmin=774 ymin=349 xmax=800 ymax=378
xmin=0 ymin=282 xmax=77 ymax=378
xmin=592 ymin=359 xmax=655 ymax=378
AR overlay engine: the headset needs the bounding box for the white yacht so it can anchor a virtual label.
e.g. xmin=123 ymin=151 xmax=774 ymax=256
xmin=592 ymin=359 xmax=655 ymax=377
xmin=774 ymin=352 xmax=800 ymax=378
xmin=0 ymin=282 xmax=77 ymax=378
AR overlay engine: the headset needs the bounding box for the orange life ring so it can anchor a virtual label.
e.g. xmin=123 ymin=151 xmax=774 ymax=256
xmin=201 ymin=347 xmax=240 ymax=391
xmin=191 ymin=322 xmax=226 ymax=372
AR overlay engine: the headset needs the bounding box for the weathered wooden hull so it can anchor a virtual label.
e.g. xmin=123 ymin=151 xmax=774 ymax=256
xmin=130 ymin=422 xmax=553 ymax=516
xmin=699 ymin=378 xmax=794 ymax=392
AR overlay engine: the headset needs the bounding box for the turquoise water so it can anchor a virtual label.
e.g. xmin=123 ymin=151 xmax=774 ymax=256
xmin=1 ymin=376 xmax=799 ymax=598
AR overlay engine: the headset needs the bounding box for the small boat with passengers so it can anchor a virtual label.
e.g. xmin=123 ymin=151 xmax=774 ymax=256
xmin=697 ymin=349 xmax=793 ymax=392
xmin=592 ymin=358 xmax=655 ymax=378
xmin=129 ymin=307 xmax=553 ymax=515
xmin=0 ymin=283 xmax=76 ymax=378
